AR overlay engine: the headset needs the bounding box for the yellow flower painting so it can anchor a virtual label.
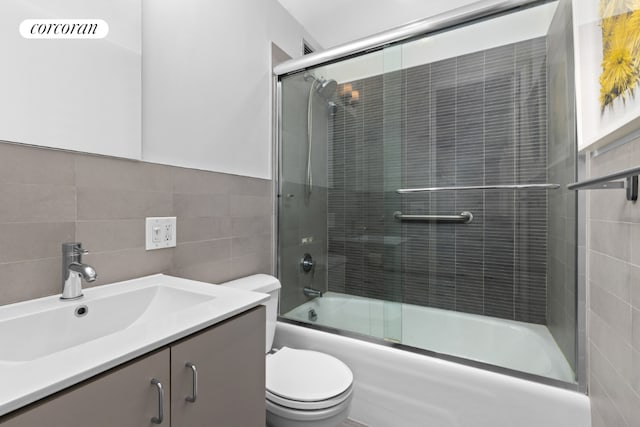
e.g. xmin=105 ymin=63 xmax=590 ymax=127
xmin=599 ymin=0 xmax=640 ymax=111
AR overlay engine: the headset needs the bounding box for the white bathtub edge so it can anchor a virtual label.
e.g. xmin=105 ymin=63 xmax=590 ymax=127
xmin=275 ymin=321 xmax=591 ymax=427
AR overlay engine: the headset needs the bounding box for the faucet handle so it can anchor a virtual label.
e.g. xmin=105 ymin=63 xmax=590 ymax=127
xmin=74 ymin=247 xmax=89 ymax=255
xmin=62 ymin=242 xmax=89 ymax=256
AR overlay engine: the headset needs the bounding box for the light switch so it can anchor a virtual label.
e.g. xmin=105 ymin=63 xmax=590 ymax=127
xmin=146 ymin=217 xmax=177 ymax=250
xmin=152 ymin=226 xmax=162 ymax=243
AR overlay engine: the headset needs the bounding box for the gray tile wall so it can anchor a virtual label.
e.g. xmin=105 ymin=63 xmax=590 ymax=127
xmin=546 ymin=0 xmax=578 ymax=374
xmin=328 ymin=37 xmax=550 ymax=323
xmin=587 ymin=138 xmax=640 ymax=427
xmin=279 ymin=73 xmax=329 ymax=314
xmin=0 ymin=141 xmax=273 ymax=306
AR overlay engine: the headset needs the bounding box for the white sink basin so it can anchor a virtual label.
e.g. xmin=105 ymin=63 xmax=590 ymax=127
xmin=0 ymin=274 xmax=268 ymax=416
xmin=0 ymin=285 xmax=214 ymax=362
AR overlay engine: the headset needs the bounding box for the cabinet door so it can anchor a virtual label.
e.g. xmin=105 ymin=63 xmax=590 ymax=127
xmin=1 ymin=349 xmax=170 ymax=427
xmin=171 ymin=306 xmax=266 ymax=427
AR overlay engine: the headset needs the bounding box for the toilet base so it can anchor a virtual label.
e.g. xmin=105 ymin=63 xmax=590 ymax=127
xmin=266 ymin=395 xmax=352 ymax=427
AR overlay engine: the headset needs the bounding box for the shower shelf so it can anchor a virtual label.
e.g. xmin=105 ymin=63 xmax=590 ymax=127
xmin=396 ymin=184 xmax=560 ymax=194
xmin=568 ymin=165 xmax=640 ymax=201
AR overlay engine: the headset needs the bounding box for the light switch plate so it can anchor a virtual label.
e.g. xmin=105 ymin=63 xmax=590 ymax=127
xmin=146 ymin=217 xmax=177 ymax=250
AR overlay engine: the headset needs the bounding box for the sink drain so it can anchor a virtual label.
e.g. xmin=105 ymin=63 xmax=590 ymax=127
xmin=75 ymin=305 xmax=89 ymax=317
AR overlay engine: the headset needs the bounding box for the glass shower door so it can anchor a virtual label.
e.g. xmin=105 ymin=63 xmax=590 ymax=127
xmin=277 ymin=0 xmax=580 ymax=386
xmin=380 ymin=44 xmax=403 ymax=343
xmin=277 ymin=47 xmax=405 ymax=342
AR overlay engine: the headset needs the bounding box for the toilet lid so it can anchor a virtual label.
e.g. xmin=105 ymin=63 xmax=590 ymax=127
xmin=266 ymin=347 xmax=353 ymax=402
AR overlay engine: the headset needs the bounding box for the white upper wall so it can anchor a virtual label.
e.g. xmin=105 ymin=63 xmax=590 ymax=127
xmin=142 ymin=0 xmax=317 ymax=179
xmin=276 ymin=0 xmax=487 ymax=48
xmin=0 ymin=0 xmax=141 ymax=159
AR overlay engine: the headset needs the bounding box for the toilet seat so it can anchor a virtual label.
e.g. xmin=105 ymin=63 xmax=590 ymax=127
xmin=266 ymin=347 xmax=353 ymax=410
xmin=266 ymin=386 xmax=353 ymax=411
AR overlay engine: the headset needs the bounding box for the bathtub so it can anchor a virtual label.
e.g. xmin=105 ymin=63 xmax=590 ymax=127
xmin=284 ymin=292 xmax=575 ymax=382
xmin=274 ymin=321 xmax=591 ymax=427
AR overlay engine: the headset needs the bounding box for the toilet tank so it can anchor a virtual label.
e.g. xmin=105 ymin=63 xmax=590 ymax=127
xmin=220 ymin=274 xmax=281 ymax=353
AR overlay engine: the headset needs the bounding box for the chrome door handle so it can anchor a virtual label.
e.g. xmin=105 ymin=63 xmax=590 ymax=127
xmin=150 ymin=378 xmax=164 ymax=424
xmin=185 ymin=362 xmax=198 ymax=403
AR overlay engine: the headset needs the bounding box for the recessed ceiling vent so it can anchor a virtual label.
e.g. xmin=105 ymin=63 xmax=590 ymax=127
xmin=303 ymin=42 xmax=314 ymax=55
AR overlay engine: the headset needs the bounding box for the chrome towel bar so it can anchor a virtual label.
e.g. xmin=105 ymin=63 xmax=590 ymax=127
xmin=394 ymin=211 xmax=473 ymax=224
xmin=567 ymin=165 xmax=639 ymax=201
xmin=396 ymin=184 xmax=560 ymax=194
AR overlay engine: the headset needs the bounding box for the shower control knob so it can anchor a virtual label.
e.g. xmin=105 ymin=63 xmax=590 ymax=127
xmin=301 ymin=253 xmax=314 ymax=273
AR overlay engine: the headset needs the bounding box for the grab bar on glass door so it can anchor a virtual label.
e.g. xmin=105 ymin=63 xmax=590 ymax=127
xmin=396 ymin=184 xmax=560 ymax=194
xmin=393 ymin=211 xmax=473 ymax=224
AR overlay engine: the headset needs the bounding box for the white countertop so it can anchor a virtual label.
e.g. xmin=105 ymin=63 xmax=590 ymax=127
xmin=0 ymin=274 xmax=268 ymax=416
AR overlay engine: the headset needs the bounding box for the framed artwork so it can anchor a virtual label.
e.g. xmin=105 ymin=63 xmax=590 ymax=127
xmin=575 ymin=0 xmax=640 ymax=150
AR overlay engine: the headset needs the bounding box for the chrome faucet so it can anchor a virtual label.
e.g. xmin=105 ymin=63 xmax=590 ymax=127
xmin=61 ymin=242 xmax=97 ymax=300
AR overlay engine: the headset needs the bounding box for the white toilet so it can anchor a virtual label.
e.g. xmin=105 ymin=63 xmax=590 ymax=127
xmin=221 ymin=274 xmax=354 ymax=427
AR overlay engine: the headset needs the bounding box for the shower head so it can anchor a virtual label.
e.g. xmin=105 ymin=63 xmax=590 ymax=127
xmin=305 ymin=73 xmax=337 ymax=99
xmin=316 ymin=78 xmax=337 ymax=99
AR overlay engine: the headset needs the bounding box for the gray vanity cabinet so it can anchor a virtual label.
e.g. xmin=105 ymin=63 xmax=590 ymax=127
xmin=0 ymin=349 xmax=171 ymax=427
xmin=0 ymin=306 xmax=265 ymax=426
xmin=171 ymin=305 xmax=266 ymax=426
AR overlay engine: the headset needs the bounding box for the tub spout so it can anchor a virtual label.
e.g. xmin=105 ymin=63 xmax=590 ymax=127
xmin=303 ymin=287 xmax=323 ymax=298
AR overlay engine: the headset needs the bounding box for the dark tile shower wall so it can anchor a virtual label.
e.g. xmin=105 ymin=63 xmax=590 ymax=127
xmin=328 ymin=37 xmax=549 ymax=323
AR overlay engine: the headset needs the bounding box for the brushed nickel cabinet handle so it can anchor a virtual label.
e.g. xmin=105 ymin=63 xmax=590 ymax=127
xmin=150 ymin=378 xmax=164 ymax=424
xmin=185 ymin=362 xmax=198 ymax=403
